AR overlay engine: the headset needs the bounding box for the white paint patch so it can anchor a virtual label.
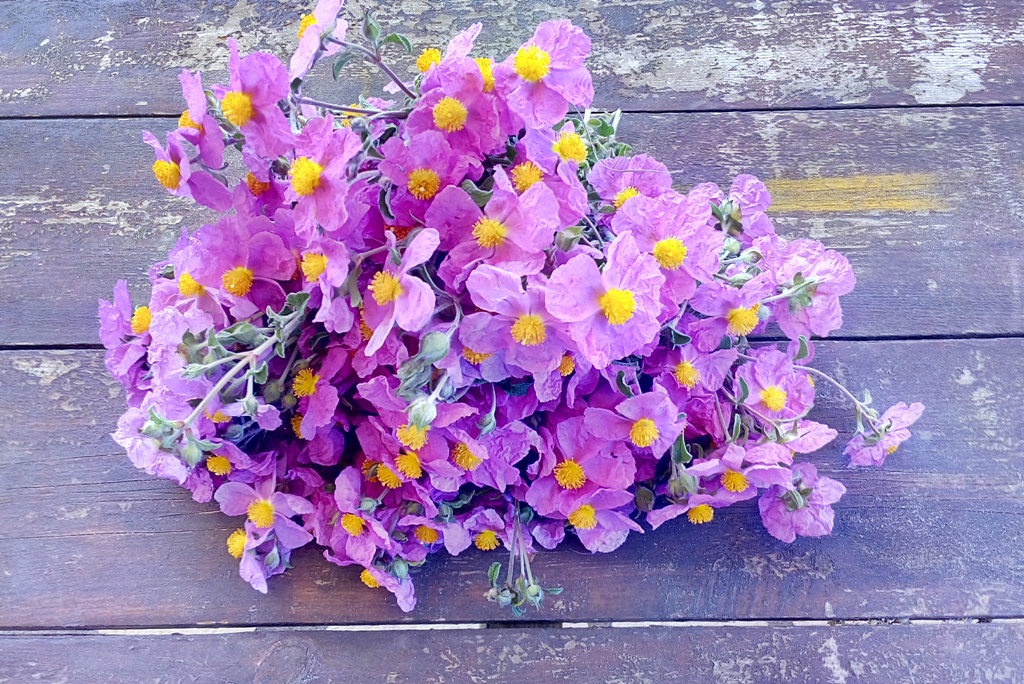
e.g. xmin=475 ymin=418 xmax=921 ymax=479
xmin=11 ymin=357 xmax=81 ymax=386
xmin=818 ymin=637 xmax=850 ymax=684
xmin=907 ymin=43 xmax=990 ymax=104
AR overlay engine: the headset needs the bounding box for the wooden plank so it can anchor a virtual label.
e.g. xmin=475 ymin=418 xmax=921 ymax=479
xmin=1 ymin=0 xmax=1023 ymax=118
xmin=1 ymin=339 xmax=1021 ymax=628
xmin=2 ymin=107 xmax=1023 ymax=346
xmin=1 ymin=623 xmax=1022 ymax=682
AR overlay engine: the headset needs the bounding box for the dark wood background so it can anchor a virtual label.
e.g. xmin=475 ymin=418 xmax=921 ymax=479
xmin=1 ymin=1 xmax=1022 ymax=681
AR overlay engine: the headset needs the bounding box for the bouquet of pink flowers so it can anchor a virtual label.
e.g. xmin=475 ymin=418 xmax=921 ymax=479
xmin=99 ymin=3 xmax=924 ymax=613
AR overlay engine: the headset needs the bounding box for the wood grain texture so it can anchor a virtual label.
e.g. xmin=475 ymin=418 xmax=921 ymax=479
xmin=2 ymin=623 xmax=1022 ymax=683
xmin=3 ymin=106 xmax=1023 ymax=346
xmin=2 ymin=0 xmax=1023 ymax=118
xmin=2 ymin=339 xmax=1021 ymax=628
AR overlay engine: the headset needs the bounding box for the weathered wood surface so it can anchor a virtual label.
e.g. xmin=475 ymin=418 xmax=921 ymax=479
xmin=2 ymin=339 xmax=1020 ymax=627
xmin=2 ymin=622 xmax=1022 ymax=683
xmin=2 ymin=0 xmax=1023 ymax=118
xmin=3 ymin=106 xmax=1023 ymax=346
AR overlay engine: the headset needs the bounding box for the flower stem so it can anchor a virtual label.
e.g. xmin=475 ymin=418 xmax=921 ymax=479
xmin=327 ymin=38 xmax=418 ymax=100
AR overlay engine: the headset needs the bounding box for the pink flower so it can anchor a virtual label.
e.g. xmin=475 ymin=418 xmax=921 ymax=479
xmin=494 ymin=19 xmax=594 ymax=128
xmin=545 ymin=232 xmax=665 ymax=368
xmin=646 ymin=344 xmax=738 ymax=405
xmin=362 ymin=229 xmax=440 ymax=355
xmin=734 ymin=347 xmax=815 ymax=422
xmin=143 ymin=131 xmax=231 ymax=211
xmin=287 ymin=115 xmax=362 ymax=238
xmin=460 ymin=266 xmax=568 ymax=374
xmin=301 ymin=236 xmax=354 ymax=334
xmin=177 ymin=69 xmax=225 ymax=168
xmin=758 ymin=463 xmax=846 ymax=543
xmin=584 ymin=385 xmax=684 ymax=457
xmin=587 ymin=154 xmax=673 ymax=211
xmin=215 ymin=475 xmax=315 ymax=550
xmin=293 ymin=347 xmax=348 ymax=439
xmin=289 ymin=0 xmax=346 ymax=79
xmin=611 ymin=193 xmax=725 ymax=303
xmin=433 ymin=168 xmax=560 ymax=289
xmin=688 ymin=273 xmax=776 ymax=351
xmin=844 ymin=402 xmax=925 ymax=467
xmin=327 ymin=467 xmax=397 ymax=565
xmin=217 ymin=39 xmax=293 ymax=159
xmin=379 ymin=131 xmax=471 ymax=221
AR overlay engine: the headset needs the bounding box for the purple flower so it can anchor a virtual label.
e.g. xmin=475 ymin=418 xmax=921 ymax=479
xmin=734 ymin=347 xmax=815 ymax=422
xmin=646 ymin=344 xmax=738 ymax=406
xmin=215 ymin=475 xmax=315 ymax=550
xmin=432 ymin=168 xmax=560 ymax=289
xmin=301 ymin=236 xmax=354 ymax=334
xmin=379 ymin=131 xmax=471 ymax=221
xmin=688 ymin=273 xmax=775 ymax=351
xmin=177 ymin=69 xmax=225 ymax=168
xmin=217 ymin=39 xmax=293 ymax=159
xmin=611 ymin=193 xmax=725 ymax=304
xmin=584 ymin=385 xmax=684 ymax=458
xmin=844 ymin=402 xmax=925 ymax=467
xmin=326 ymin=467 xmax=397 ymax=565
xmin=545 ymin=232 xmax=665 ymax=368
xmin=293 ymin=347 xmax=347 ymax=439
xmin=494 ymin=19 xmax=594 ymax=128
xmin=758 ymin=462 xmax=846 ymax=543
xmin=587 ymin=154 xmax=673 ymax=211
xmin=460 ymin=266 xmax=568 ymax=374
xmin=288 ymin=115 xmax=362 ymax=238
xmin=289 ymin=0 xmax=346 ymax=79
xmin=362 ymin=229 xmax=440 ymax=355
xmin=142 ymin=131 xmax=231 ymax=211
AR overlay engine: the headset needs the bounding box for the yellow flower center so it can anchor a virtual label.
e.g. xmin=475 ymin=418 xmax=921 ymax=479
xmin=558 ymin=354 xmax=576 ymax=376
xmin=360 ymin=568 xmax=380 ymax=588
xmin=416 ymin=47 xmax=442 ymax=73
xmin=359 ymin=311 xmax=373 ymax=341
xmin=245 ymin=172 xmax=270 ymax=196
xmin=376 ymin=463 xmax=403 ymax=489
xmin=293 ymin=368 xmax=321 ymax=398
xmin=341 ymin=513 xmax=366 ymax=537
xmin=551 ymin=131 xmax=588 ymax=163
xmin=247 ymin=499 xmax=276 ymax=528
xmin=688 ymin=504 xmax=714 ymax=524
xmin=653 ymin=237 xmax=688 ymax=270
xmin=221 ymin=91 xmax=254 ymax=127
xmin=290 ymin=156 xmax=324 ymax=196
xmin=553 ymin=459 xmax=586 ymax=490
xmin=178 ymin=272 xmax=205 ymax=297
xmin=407 ymin=168 xmax=441 ymax=200
xmin=599 ymin=288 xmax=637 ymax=326
xmin=726 ymin=305 xmax=760 ymax=336
xmin=721 ymin=469 xmax=749 ymax=493
xmin=226 ymin=529 xmax=247 ymax=559
xmin=222 ymin=266 xmax=254 ymax=297
xmin=760 ymin=385 xmax=787 ymax=412
xmin=475 ymin=57 xmax=495 ymax=91
xmin=452 ymin=442 xmax=482 ymax=471
xmin=130 ymin=306 xmax=151 ymax=335
xmin=152 ymin=160 xmax=181 ymax=190
xmin=206 ymin=456 xmax=232 ymax=476
xmin=511 ymin=161 xmax=544 ymax=193
xmin=674 ymin=361 xmax=701 ymax=389
xmin=510 ymin=314 xmax=546 ymax=346
xmin=472 ymin=217 xmax=508 ymax=248
xmin=395 ymin=451 xmax=423 ymax=479
xmin=414 ymin=524 xmax=440 ymax=544
xmin=301 ymin=252 xmax=328 ymax=282
xmin=386 ymin=224 xmax=414 ymax=240
xmin=629 ymin=418 xmax=660 ymax=448
xmin=369 ymin=271 xmax=404 ymax=305
xmin=613 ymin=186 xmax=641 ymax=209
xmin=514 ymin=45 xmax=551 ymax=82
xmin=297 ymin=13 xmax=317 ymax=38
xmin=178 ymin=110 xmax=203 ymax=131
xmin=432 ymin=96 xmax=468 ymax=132
xmin=206 ymin=410 xmax=230 ymax=424
xmin=887 ymin=444 xmax=899 ymax=456
xmin=474 ymin=530 xmax=500 ymax=551
xmin=396 ymin=424 xmax=428 ymax=450
xmin=291 ymin=413 xmax=305 ymax=437
xmin=568 ymin=504 xmax=598 ymax=530
xmin=462 ymin=347 xmax=493 ymax=364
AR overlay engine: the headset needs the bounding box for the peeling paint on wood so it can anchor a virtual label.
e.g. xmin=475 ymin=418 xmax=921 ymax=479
xmin=1 ymin=0 xmax=1022 ymax=116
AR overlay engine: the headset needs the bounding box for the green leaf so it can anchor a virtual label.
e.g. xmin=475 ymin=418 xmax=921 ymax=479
xmin=381 ymin=32 xmax=413 ymax=54
xmin=332 ymin=51 xmax=363 ymax=80
xmin=615 ymin=370 xmax=635 ymax=398
xmin=670 ymin=434 xmax=693 ymax=465
xmin=250 ymin=361 xmax=269 ymax=385
xmin=734 ymin=376 xmax=749 ymax=405
xmin=216 ymin=322 xmax=264 ymax=348
xmin=793 ymin=335 xmax=810 ymax=361
xmin=361 ymin=12 xmax=381 ymax=45
xmin=488 ymin=562 xmax=502 ymax=586
xmin=459 ymin=179 xmax=492 ymax=208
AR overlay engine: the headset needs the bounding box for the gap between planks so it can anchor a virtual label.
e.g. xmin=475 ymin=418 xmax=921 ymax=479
xmin=2 ymin=617 xmax=1022 ymax=637
xmin=1 ymin=100 xmax=1024 ymax=123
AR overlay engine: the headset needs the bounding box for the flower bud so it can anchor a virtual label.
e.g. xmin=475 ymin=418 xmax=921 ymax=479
xmin=359 ymin=497 xmax=378 ymax=512
xmin=407 ymin=397 xmax=437 ymax=429
xmin=242 ymin=395 xmax=259 ymax=416
xmin=263 ymin=380 xmax=283 ymax=404
xmin=281 ymin=393 xmax=297 ymax=410
xmin=392 ymin=558 xmax=409 ymax=579
xmin=180 ymin=440 xmax=203 ymax=467
xmin=417 ymin=331 xmax=450 ymax=365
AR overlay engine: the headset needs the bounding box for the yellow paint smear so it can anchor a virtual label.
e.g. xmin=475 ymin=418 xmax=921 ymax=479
xmin=766 ymin=173 xmax=947 ymax=213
